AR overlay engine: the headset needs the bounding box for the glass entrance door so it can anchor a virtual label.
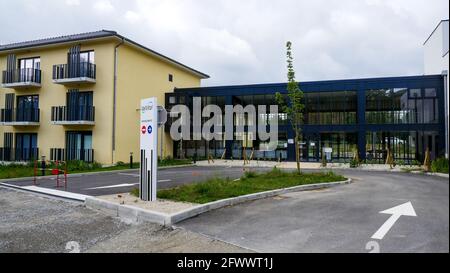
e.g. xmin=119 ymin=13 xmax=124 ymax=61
xmin=16 ymin=95 xmax=39 ymax=122
xmin=66 ymin=131 xmax=93 ymax=162
xmin=15 ymin=133 xmax=38 ymax=161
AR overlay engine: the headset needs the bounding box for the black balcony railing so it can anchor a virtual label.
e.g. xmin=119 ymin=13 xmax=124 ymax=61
xmin=51 ymin=106 xmax=95 ymax=123
xmin=1 ymin=108 xmax=40 ymax=123
xmin=2 ymin=68 xmax=42 ymax=84
xmin=52 ymin=62 xmax=96 ymax=80
xmin=50 ymin=148 xmax=94 ymax=163
xmin=0 ymin=147 xmax=39 ymax=161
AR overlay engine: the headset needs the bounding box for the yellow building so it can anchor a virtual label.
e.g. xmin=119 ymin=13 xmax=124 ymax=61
xmin=0 ymin=30 xmax=208 ymax=165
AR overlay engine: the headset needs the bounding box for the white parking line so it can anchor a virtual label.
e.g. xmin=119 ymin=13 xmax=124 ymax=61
xmin=86 ymin=183 xmax=139 ymax=190
xmin=85 ymin=179 xmax=172 ymax=190
xmin=158 ymin=179 xmax=172 ymax=183
xmin=118 ymin=173 xmax=139 ymax=177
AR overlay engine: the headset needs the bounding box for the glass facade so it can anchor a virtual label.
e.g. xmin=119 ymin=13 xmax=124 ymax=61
xmin=166 ymin=75 xmax=445 ymax=163
xmin=366 ymin=88 xmax=438 ymax=124
xmin=305 ymin=91 xmax=357 ymax=125
xmin=365 ymin=131 xmax=439 ymax=163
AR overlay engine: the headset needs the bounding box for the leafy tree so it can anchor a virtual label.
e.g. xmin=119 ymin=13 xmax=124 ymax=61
xmin=276 ymin=41 xmax=305 ymax=173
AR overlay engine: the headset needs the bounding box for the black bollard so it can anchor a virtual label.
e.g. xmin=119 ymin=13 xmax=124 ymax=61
xmin=41 ymin=156 xmax=46 ymax=176
xmin=130 ymin=152 xmax=133 ymax=169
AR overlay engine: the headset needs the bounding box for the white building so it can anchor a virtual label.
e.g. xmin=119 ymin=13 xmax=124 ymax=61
xmin=424 ymin=19 xmax=449 ymax=158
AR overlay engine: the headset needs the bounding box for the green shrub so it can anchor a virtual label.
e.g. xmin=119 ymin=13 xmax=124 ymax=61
xmin=115 ymin=161 xmax=126 ymax=167
xmin=350 ymin=158 xmax=360 ymax=168
xmin=65 ymin=160 xmax=102 ymax=171
xmin=411 ymin=160 xmax=421 ymax=166
xmin=396 ymin=160 xmax=406 ymax=166
xmin=431 ymin=158 xmax=449 ymax=174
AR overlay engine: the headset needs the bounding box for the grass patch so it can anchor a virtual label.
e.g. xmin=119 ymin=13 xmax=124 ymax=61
xmin=153 ymin=168 xmax=346 ymax=204
xmin=0 ymin=158 xmax=192 ymax=179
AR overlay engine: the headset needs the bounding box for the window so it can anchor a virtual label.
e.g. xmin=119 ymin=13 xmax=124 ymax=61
xmin=19 ymin=57 xmax=40 ymax=70
xmin=15 ymin=133 xmax=38 ymax=161
xmin=66 ymin=131 xmax=93 ymax=162
xmin=18 ymin=57 xmax=40 ymax=82
xmin=80 ymin=51 xmax=95 ymax=64
xmin=16 ymin=95 xmax=39 ymax=122
xmin=424 ymin=88 xmax=437 ymax=97
xmin=364 ymin=88 xmax=437 ymax=124
xmin=169 ymin=74 xmax=173 ymax=82
xmin=305 ymin=91 xmax=357 ymax=125
xmin=66 ymin=91 xmax=93 ymax=121
xmin=169 ymin=96 xmax=176 ymax=104
xmin=409 ymin=89 xmax=421 ymax=98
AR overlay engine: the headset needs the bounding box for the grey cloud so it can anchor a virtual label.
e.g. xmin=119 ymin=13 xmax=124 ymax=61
xmin=0 ymin=0 xmax=448 ymax=86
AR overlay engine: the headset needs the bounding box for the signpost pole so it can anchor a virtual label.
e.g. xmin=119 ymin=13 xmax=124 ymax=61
xmin=140 ymin=97 xmax=158 ymax=201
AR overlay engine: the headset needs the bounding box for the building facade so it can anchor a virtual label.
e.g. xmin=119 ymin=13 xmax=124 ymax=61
xmin=424 ymin=19 xmax=449 ymax=158
xmin=0 ymin=30 xmax=208 ymax=165
xmin=165 ymin=75 xmax=446 ymax=163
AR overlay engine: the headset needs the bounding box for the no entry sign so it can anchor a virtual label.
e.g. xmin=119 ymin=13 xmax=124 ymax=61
xmin=140 ymin=97 xmax=158 ymax=201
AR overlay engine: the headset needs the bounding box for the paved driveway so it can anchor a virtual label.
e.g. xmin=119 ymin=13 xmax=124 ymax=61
xmin=3 ymin=166 xmax=271 ymax=196
xmin=178 ymin=171 xmax=449 ymax=253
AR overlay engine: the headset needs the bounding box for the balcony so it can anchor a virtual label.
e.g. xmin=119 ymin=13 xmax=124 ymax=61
xmin=51 ymin=105 xmax=95 ymax=125
xmin=0 ymin=147 xmax=39 ymax=162
xmin=52 ymin=62 xmax=96 ymax=85
xmin=50 ymin=148 xmax=94 ymax=163
xmin=1 ymin=68 xmax=42 ymax=89
xmin=0 ymin=108 xmax=40 ymax=126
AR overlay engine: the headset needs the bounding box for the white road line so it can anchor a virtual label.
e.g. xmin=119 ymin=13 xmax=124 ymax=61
xmin=158 ymin=179 xmax=172 ymax=183
xmin=86 ymin=183 xmax=139 ymax=190
xmin=85 ymin=179 xmax=172 ymax=190
xmin=118 ymin=173 xmax=139 ymax=177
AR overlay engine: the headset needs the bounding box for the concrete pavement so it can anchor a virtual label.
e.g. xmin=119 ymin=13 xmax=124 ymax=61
xmin=0 ymin=187 xmax=251 ymax=253
xmin=178 ymin=170 xmax=449 ymax=253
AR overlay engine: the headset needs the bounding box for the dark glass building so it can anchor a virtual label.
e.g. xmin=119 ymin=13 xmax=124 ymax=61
xmin=165 ymin=75 xmax=446 ymax=163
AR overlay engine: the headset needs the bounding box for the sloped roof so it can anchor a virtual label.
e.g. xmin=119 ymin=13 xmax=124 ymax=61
xmin=0 ymin=30 xmax=209 ymax=79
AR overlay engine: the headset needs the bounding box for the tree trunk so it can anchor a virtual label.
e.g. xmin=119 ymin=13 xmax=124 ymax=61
xmin=295 ymin=133 xmax=301 ymax=174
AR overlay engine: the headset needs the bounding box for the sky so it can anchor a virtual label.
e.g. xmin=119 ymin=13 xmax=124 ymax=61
xmin=0 ymin=0 xmax=448 ymax=86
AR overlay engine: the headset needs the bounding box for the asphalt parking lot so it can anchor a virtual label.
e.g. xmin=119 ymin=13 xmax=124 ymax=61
xmin=178 ymin=170 xmax=449 ymax=253
xmin=1 ymin=165 xmax=448 ymax=253
xmin=0 ymin=187 xmax=250 ymax=253
xmin=2 ymin=165 xmax=271 ymax=196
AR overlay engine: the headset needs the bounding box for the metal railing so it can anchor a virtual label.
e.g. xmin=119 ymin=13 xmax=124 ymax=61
xmin=50 ymin=148 xmax=94 ymax=163
xmin=52 ymin=62 xmax=96 ymax=80
xmin=1 ymin=108 xmax=40 ymax=123
xmin=51 ymin=105 xmax=95 ymax=122
xmin=0 ymin=147 xmax=39 ymax=162
xmin=2 ymin=68 xmax=42 ymax=84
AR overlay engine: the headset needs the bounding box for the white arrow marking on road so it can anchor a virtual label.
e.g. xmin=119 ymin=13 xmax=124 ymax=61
xmin=371 ymin=202 xmax=417 ymax=240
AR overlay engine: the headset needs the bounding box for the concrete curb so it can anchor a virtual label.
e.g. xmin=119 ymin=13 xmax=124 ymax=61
xmin=0 ymin=182 xmax=86 ymax=203
xmin=85 ymin=197 xmax=170 ymax=225
xmin=411 ymin=171 xmax=449 ymax=179
xmin=85 ymin=178 xmax=351 ymax=226
xmin=0 ymin=164 xmax=194 ymax=183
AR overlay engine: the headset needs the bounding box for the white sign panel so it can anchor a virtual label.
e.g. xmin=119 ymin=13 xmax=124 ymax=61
xmin=140 ymin=97 xmax=158 ymax=201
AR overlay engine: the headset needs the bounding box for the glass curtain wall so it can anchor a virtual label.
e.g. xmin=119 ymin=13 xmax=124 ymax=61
xmin=304 ymin=91 xmax=357 ymax=125
xmin=366 ymin=88 xmax=438 ymax=124
xmin=365 ymin=131 xmax=439 ymax=163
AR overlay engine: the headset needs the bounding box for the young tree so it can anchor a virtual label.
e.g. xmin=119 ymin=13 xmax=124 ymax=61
xmin=276 ymin=41 xmax=305 ymax=173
